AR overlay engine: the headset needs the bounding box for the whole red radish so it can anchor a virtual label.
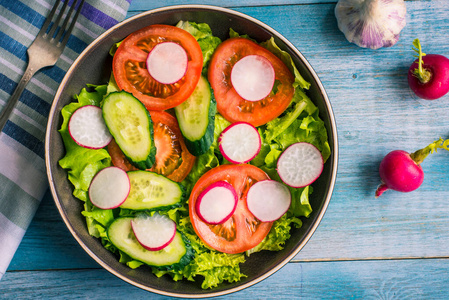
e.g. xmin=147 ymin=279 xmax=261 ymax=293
xmin=408 ymin=39 xmax=449 ymax=100
xmin=375 ymin=150 xmax=423 ymax=197
xmin=376 ymin=138 xmax=449 ymax=197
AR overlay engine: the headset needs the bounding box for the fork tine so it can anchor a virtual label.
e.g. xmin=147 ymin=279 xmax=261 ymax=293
xmin=38 ymin=0 xmax=61 ymax=36
xmin=54 ymin=0 xmax=79 ymax=42
xmin=60 ymin=0 xmax=85 ymax=47
xmin=47 ymin=0 xmax=69 ymax=39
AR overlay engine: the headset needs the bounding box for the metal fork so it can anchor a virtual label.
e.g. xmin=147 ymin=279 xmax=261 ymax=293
xmin=0 ymin=0 xmax=85 ymax=132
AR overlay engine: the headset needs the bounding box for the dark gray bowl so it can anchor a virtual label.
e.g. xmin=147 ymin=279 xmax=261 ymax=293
xmin=45 ymin=5 xmax=338 ymax=298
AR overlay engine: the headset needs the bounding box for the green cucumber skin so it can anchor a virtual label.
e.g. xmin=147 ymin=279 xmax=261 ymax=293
xmin=130 ymin=142 xmax=156 ymax=170
xmin=107 ymin=217 xmax=194 ymax=271
xmin=161 ymin=231 xmax=195 ymax=272
xmin=102 ymin=91 xmax=156 ymax=170
xmin=184 ymin=97 xmax=216 ymax=156
xmin=120 ymin=170 xmax=186 ymax=211
xmin=175 ymin=77 xmax=216 ymax=156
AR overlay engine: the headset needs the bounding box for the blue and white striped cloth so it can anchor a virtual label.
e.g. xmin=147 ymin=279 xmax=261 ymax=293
xmin=0 ymin=0 xmax=131 ymax=279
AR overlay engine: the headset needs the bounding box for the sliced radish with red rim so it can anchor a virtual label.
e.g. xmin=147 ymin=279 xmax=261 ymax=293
xmin=277 ymin=142 xmax=324 ymax=188
xmin=218 ymin=122 xmax=261 ymax=164
xmin=131 ymin=213 xmax=177 ymax=251
xmin=89 ymin=166 xmax=130 ymax=209
xmin=231 ymin=54 xmax=275 ymax=102
xmin=69 ymin=105 xmax=112 ymax=149
xmin=195 ymin=181 xmax=238 ymax=225
xmin=247 ymin=180 xmax=291 ymax=222
xmin=146 ymin=42 xmax=188 ymax=84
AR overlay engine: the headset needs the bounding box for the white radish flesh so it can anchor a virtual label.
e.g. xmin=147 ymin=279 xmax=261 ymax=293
xmin=246 ymin=180 xmax=291 ymax=222
xmin=231 ymin=55 xmax=275 ymax=101
xmin=69 ymin=105 xmax=112 ymax=149
xmin=146 ymin=42 xmax=188 ymax=84
xmin=277 ymin=142 xmax=324 ymax=188
xmin=131 ymin=213 xmax=177 ymax=251
xmin=218 ymin=122 xmax=261 ymax=164
xmin=89 ymin=167 xmax=130 ymax=209
xmin=196 ymin=181 xmax=238 ymax=225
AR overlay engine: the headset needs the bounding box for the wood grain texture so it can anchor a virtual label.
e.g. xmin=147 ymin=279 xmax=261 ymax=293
xmin=128 ymin=0 xmax=337 ymax=13
xmin=3 ymin=259 xmax=449 ymax=299
xmin=8 ymin=190 xmax=98 ymax=271
xmin=4 ymin=0 xmax=449 ymax=298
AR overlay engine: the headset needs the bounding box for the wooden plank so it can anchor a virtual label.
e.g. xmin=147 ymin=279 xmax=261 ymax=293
xmin=3 ymin=258 xmax=449 ymax=298
xmin=127 ymin=0 xmax=337 ymax=14
xmin=9 ymin=0 xmax=449 ymax=273
xmin=8 ymin=190 xmax=98 ymax=271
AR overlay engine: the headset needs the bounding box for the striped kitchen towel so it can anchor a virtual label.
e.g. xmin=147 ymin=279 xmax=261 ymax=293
xmin=0 ymin=0 xmax=131 ymax=279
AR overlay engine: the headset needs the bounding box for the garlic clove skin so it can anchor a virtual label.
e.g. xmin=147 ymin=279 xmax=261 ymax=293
xmin=335 ymin=0 xmax=407 ymax=50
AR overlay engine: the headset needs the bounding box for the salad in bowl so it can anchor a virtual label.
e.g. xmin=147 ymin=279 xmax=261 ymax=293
xmin=46 ymin=5 xmax=337 ymax=298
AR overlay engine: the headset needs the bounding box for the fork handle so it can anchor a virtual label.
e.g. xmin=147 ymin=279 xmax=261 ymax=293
xmin=0 ymin=63 xmax=39 ymax=133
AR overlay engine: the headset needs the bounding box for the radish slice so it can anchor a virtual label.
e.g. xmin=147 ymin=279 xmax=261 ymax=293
xmin=196 ymin=181 xmax=238 ymax=225
xmin=89 ymin=167 xmax=130 ymax=209
xmin=146 ymin=42 xmax=188 ymax=84
xmin=131 ymin=213 xmax=177 ymax=251
xmin=231 ymin=55 xmax=275 ymax=101
xmin=68 ymin=105 xmax=112 ymax=149
xmin=218 ymin=122 xmax=261 ymax=164
xmin=277 ymin=142 xmax=324 ymax=188
xmin=247 ymin=180 xmax=291 ymax=222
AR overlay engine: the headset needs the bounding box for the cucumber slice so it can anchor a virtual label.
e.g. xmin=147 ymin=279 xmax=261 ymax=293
xmin=120 ymin=170 xmax=185 ymax=210
xmin=102 ymin=91 xmax=156 ymax=170
xmin=107 ymin=217 xmax=194 ymax=270
xmin=175 ymin=76 xmax=216 ymax=156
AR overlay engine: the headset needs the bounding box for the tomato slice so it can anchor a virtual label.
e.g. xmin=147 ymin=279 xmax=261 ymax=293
xmin=108 ymin=111 xmax=195 ymax=182
xmin=113 ymin=24 xmax=203 ymax=111
xmin=208 ymin=37 xmax=295 ymax=127
xmin=148 ymin=111 xmax=195 ymax=182
xmin=189 ymin=164 xmax=273 ymax=254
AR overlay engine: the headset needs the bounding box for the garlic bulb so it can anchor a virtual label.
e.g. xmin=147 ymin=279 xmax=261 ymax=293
xmin=335 ymin=0 xmax=407 ymax=49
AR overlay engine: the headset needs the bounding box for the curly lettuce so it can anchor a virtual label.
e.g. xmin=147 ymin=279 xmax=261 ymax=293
xmin=176 ymin=21 xmax=222 ymax=75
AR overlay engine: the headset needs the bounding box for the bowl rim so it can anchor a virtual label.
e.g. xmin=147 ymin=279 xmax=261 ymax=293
xmin=45 ymin=4 xmax=338 ymax=298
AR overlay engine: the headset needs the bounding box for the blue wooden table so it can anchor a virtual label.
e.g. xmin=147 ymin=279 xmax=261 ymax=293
xmin=2 ymin=0 xmax=449 ymax=298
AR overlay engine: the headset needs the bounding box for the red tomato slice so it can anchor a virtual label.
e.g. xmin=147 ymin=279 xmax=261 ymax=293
xmin=208 ymin=37 xmax=295 ymax=127
xmin=113 ymin=24 xmax=203 ymax=111
xmin=189 ymin=164 xmax=273 ymax=254
xmin=148 ymin=111 xmax=195 ymax=182
xmin=108 ymin=111 xmax=195 ymax=183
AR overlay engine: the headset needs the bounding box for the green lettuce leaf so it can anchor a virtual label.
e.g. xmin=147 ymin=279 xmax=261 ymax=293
xmin=289 ymin=185 xmax=313 ymax=218
xmin=271 ymin=109 xmax=331 ymax=163
xmin=264 ymin=89 xmax=316 ymax=142
xmin=151 ymin=251 xmax=245 ymax=289
xmin=229 ymin=28 xmax=256 ymax=42
xmin=184 ymin=252 xmax=246 ymax=289
xmin=81 ymin=201 xmax=115 ymax=237
xmin=176 ymin=21 xmax=222 ymax=74
xmin=261 ymin=37 xmax=311 ymax=90
xmin=119 ymin=251 xmax=144 ymax=269
xmin=246 ymin=214 xmax=302 ymax=256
